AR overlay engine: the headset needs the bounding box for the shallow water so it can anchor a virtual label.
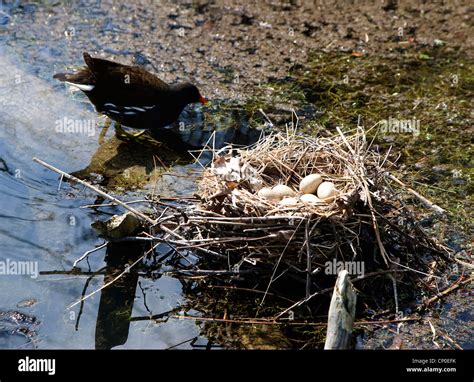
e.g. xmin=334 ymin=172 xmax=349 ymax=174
xmin=0 ymin=2 xmax=208 ymax=349
xmin=0 ymin=57 xmax=205 ymax=348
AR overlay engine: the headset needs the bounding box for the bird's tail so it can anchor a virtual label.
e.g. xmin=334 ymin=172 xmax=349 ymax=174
xmin=52 ymin=72 xmax=69 ymax=82
xmin=53 ymin=68 xmax=95 ymax=91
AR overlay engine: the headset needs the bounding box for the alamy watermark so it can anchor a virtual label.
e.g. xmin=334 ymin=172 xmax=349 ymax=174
xmin=0 ymin=258 xmax=38 ymax=279
xmin=324 ymin=258 xmax=365 ymax=278
xmin=55 ymin=117 xmax=96 ymax=137
xmin=380 ymin=116 xmax=420 ymax=136
xmin=18 ymin=356 xmax=55 ymax=376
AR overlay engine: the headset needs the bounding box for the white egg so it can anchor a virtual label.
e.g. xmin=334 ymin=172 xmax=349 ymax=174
xmin=279 ymin=197 xmax=299 ymax=206
xmin=272 ymin=184 xmax=296 ymax=200
xmin=317 ymin=181 xmax=337 ymax=202
xmin=299 ymin=193 xmax=322 ymax=204
xmin=257 ymin=187 xmax=276 ymax=200
xmin=299 ymin=174 xmax=323 ymax=194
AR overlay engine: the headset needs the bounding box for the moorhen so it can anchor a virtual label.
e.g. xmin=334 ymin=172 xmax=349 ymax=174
xmin=53 ymin=52 xmax=208 ymax=136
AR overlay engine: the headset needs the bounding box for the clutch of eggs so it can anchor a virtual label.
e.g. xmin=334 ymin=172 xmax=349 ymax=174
xmin=256 ymin=174 xmax=338 ymax=204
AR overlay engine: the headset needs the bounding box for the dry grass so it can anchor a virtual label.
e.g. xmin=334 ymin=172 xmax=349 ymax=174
xmin=198 ymin=124 xmax=366 ymax=218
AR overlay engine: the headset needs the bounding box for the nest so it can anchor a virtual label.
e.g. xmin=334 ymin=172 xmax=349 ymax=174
xmin=150 ymin=125 xmax=451 ymax=318
xmin=199 ymin=126 xmax=374 ymax=219
xmin=34 ymin=121 xmax=462 ymax=348
xmin=193 ymin=126 xmax=445 ymax=265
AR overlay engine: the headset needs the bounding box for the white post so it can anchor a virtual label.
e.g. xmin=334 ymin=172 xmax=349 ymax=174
xmin=324 ymin=270 xmax=357 ymax=349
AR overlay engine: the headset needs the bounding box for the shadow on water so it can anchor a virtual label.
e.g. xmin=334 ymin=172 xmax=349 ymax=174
xmin=35 ymin=241 xmax=142 ymax=350
xmin=94 ymin=241 xmax=143 ymax=350
xmin=0 ymin=47 xmax=176 ymax=348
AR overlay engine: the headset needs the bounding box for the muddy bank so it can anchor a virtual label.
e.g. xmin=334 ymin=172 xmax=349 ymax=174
xmin=2 ymin=1 xmax=472 ymax=100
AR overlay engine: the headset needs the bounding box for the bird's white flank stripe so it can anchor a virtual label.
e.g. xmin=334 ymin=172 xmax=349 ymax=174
xmin=65 ymin=82 xmax=94 ymax=91
xmin=123 ymin=105 xmax=154 ymax=111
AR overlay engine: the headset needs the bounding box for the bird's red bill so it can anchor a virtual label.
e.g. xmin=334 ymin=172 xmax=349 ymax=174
xmin=199 ymin=95 xmax=208 ymax=104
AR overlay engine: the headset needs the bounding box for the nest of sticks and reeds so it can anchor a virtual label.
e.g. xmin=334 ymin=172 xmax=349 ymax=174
xmin=32 ymin=117 xmax=465 ymax=348
xmin=150 ymin=124 xmax=453 ymax=322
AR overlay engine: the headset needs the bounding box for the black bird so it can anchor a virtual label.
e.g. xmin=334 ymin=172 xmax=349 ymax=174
xmin=53 ymin=52 xmax=207 ymax=132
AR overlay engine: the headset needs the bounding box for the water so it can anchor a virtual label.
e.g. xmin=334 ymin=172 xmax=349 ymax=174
xmin=0 ymin=58 xmax=205 ymax=348
xmin=0 ymin=2 xmax=207 ymax=349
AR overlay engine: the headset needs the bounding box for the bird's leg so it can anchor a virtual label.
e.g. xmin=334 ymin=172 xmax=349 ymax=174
xmin=114 ymin=124 xmax=147 ymax=141
xmin=98 ymin=117 xmax=111 ymax=145
xmin=114 ymin=125 xmax=164 ymax=148
xmin=114 ymin=123 xmax=133 ymax=141
xmin=131 ymin=130 xmax=146 ymax=138
xmin=114 ymin=123 xmax=125 ymax=138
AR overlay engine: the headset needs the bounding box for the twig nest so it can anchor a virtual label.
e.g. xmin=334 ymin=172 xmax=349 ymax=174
xmin=272 ymin=184 xmax=296 ymax=200
xmin=317 ymin=181 xmax=337 ymax=202
xmin=279 ymin=197 xmax=299 ymax=206
xmin=257 ymin=187 xmax=278 ymax=201
xmin=299 ymin=193 xmax=322 ymax=204
xmin=299 ymin=174 xmax=323 ymax=194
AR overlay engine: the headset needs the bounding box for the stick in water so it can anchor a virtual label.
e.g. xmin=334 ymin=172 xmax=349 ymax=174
xmin=32 ymin=157 xmax=156 ymax=225
xmin=385 ymin=173 xmax=446 ymax=215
